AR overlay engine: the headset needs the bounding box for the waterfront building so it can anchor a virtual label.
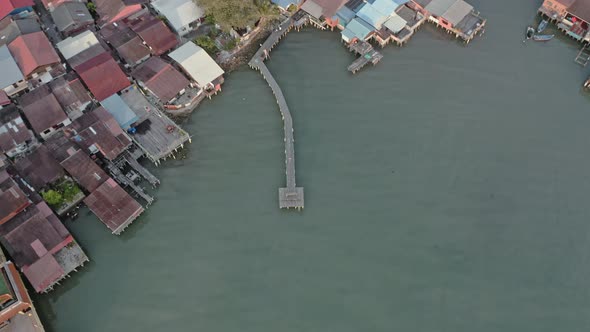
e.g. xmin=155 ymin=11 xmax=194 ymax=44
xmin=0 ymin=170 xmax=30 ymax=225
xmin=169 ymin=42 xmax=224 ymax=91
xmin=50 ymin=2 xmax=94 ymax=37
xmin=409 ymin=0 xmax=485 ymax=42
xmin=150 ymin=0 xmax=204 ymax=37
xmin=0 ymin=45 xmax=26 ymax=97
xmin=56 ymin=30 xmax=99 ymax=60
xmin=60 ymin=149 xmax=109 ymax=193
xmin=131 ymin=56 xmax=191 ymax=106
xmin=0 ymin=17 xmax=41 ymax=47
xmin=18 ymin=86 xmax=71 ymax=140
xmin=7 ymin=31 xmax=61 ymax=82
xmin=0 ymin=105 xmax=36 ymax=158
xmin=84 ymin=178 xmax=144 ymax=235
xmin=0 ymin=0 xmax=34 ymax=21
xmin=0 ymin=250 xmax=45 ymax=331
xmin=539 ymin=0 xmax=576 ymax=20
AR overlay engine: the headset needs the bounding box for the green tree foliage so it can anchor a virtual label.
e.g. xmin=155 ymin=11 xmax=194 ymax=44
xmin=42 ymin=190 xmax=64 ymax=208
xmin=59 ymin=181 xmax=81 ymax=202
xmin=194 ymin=35 xmax=218 ymax=55
xmin=195 ymin=0 xmax=279 ymax=31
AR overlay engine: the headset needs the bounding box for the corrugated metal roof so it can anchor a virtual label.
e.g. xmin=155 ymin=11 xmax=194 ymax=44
xmin=7 ymin=31 xmax=60 ymax=77
xmin=383 ymin=13 xmax=407 ymax=33
xmin=371 ymin=0 xmax=398 ymax=16
xmin=357 ymin=3 xmax=388 ymax=29
xmin=341 ymin=28 xmax=356 ymax=43
xmin=51 ymin=2 xmax=93 ymax=33
xmin=100 ymin=93 xmax=139 ymax=129
xmin=56 ymin=30 xmax=99 ymax=60
xmin=442 ymin=0 xmax=472 ymax=25
xmin=0 ymin=45 xmax=23 ymax=89
xmin=131 ymin=56 xmax=190 ymax=102
xmin=334 ymin=5 xmax=356 ymax=25
xmin=424 ymin=0 xmax=458 ymax=17
xmin=151 ymin=0 xmax=204 ymax=34
xmin=169 ymin=42 xmax=224 ymax=87
xmin=301 ymin=0 xmax=323 ymax=18
xmin=343 ymin=17 xmax=374 ymax=41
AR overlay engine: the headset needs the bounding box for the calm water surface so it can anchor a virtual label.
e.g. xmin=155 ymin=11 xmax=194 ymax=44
xmin=35 ymin=1 xmax=590 ymax=331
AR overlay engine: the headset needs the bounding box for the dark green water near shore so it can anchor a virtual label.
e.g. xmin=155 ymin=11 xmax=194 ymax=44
xmin=36 ymin=1 xmax=590 ymax=331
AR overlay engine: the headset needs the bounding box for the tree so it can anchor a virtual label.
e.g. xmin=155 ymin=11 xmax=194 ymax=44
xmin=59 ymin=181 xmax=81 ymax=202
xmin=42 ymin=190 xmax=64 ymax=208
xmin=195 ymin=0 xmax=260 ymax=31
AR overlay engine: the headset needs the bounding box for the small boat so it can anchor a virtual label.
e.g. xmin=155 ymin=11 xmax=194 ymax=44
xmin=525 ymin=26 xmax=535 ymax=40
xmin=533 ymin=34 xmax=554 ymax=42
xmin=537 ymin=19 xmax=549 ymax=33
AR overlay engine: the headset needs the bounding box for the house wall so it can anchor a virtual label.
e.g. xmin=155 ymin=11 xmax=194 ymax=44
xmin=2 ymin=80 xmax=27 ymax=97
xmin=39 ymin=118 xmax=71 ymax=139
xmin=539 ymin=0 xmax=569 ymax=19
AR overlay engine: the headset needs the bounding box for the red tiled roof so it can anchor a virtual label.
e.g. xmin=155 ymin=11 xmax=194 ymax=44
xmin=0 ymin=0 xmax=34 ymax=20
xmin=568 ymin=0 xmax=590 ymax=22
xmin=7 ymin=31 xmax=60 ymax=77
xmin=84 ymin=178 xmax=144 ymax=234
xmin=127 ymin=13 xmax=178 ymax=55
xmin=60 ymin=149 xmax=108 ymax=192
xmin=75 ymin=52 xmax=130 ymax=101
xmin=131 ymin=56 xmax=190 ymax=102
xmin=18 ymin=85 xmax=68 ymax=136
xmin=22 ymin=254 xmax=64 ymax=293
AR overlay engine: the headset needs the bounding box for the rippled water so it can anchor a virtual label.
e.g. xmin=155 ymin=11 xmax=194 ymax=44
xmin=35 ymin=1 xmax=590 ymax=331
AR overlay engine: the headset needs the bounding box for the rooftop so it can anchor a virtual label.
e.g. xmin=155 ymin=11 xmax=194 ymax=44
xmin=567 ymin=0 xmax=590 ymax=22
xmin=94 ymin=0 xmax=143 ymax=26
xmin=51 ymin=2 xmax=94 ymax=33
xmin=0 ymin=170 xmax=30 ymax=225
xmin=75 ymin=52 xmax=131 ymax=101
xmin=0 ymin=17 xmax=41 ymax=47
xmin=131 ymin=56 xmax=190 ymax=102
xmin=0 ymin=45 xmax=24 ymax=90
xmin=14 ymin=145 xmax=65 ymax=190
xmin=60 ymin=149 xmax=108 ymax=192
xmin=56 ymin=30 xmax=100 ymax=60
xmin=151 ymin=0 xmax=204 ymax=33
xmin=126 ymin=11 xmax=178 ymax=56
xmin=169 ymin=42 xmax=224 ymax=87
xmin=49 ymin=72 xmax=92 ymax=117
xmin=84 ymin=178 xmax=144 ymax=234
xmin=0 ymin=0 xmax=34 ymax=21
xmin=18 ymin=85 xmax=68 ymax=136
xmin=100 ymin=93 xmax=139 ymax=129
xmin=7 ymin=31 xmax=60 ymax=77
xmin=0 ymin=105 xmax=34 ymax=156
xmin=101 ymin=25 xmax=150 ymax=66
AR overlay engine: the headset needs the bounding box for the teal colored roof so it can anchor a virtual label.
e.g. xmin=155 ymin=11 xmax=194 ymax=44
xmin=342 ymin=17 xmax=374 ymax=41
xmin=371 ymin=0 xmax=398 ymax=16
xmin=356 ymin=3 xmax=388 ymax=29
xmin=341 ymin=28 xmax=356 ymax=42
xmin=392 ymin=0 xmax=411 ymax=7
xmin=333 ymin=5 xmax=356 ymax=25
xmin=100 ymin=94 xmax=139 ymax=130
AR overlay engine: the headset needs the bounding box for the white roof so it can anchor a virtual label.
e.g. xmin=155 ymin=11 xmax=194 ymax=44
xmin=56 ymin=30 xmax=99 ymax=60
xmin=169 ymin=42 xmax=224 ymax=87
xmin=0 ymin=45 xmax=24 ymax=89
xmin=151 ymin=0 xmax=204 ymax=32
xmin=383 ymin=13 xmax=407 ymax=33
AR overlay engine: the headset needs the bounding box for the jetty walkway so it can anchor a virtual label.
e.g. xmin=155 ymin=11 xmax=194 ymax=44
xmin=249 ymin=17 xmax=306 ymax=209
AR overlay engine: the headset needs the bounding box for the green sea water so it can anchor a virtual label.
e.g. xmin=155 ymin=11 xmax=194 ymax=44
xmin=36 ymin=1 xmax=590 ymax=331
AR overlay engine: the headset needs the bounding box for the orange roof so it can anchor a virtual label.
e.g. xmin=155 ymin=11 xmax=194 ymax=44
xmin=7 ymin=31 xmax=60 ymax=77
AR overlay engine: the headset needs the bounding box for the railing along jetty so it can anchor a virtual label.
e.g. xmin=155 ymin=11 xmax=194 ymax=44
xmin=249 ymin=17 xmax=307 ymax=209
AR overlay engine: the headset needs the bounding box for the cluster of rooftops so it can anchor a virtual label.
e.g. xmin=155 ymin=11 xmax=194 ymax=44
xmin=273 ymin=0 xmax=485 ymax=44
xmin=539 ymin=0 xmax=590 ymax=42
xmin=0 ymin=0 xmax=226 ymax=301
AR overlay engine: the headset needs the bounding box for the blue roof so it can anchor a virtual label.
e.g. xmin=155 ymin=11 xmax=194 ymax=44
xmin=333 ymin=6 xmax=356 ymax=25
xmin=356 ymin=3 xmax=389 ymax=29
xmin=342 ymin=17 xmax=374 ymax=41
xmin=101 ymin=94 xmax=139 ymax=130
xmin=392 ymin=0 xmax=410 ymax=6
xmin=271 ymin=0 xmax=298 ymax=9
xmin=371 ymin=0 xmax=398 ymax=16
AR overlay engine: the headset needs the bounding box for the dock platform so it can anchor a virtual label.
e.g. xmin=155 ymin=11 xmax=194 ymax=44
xmin=347 ymin=41 xmax=383 ymax=74
xmin=249 ymin=18 xmax=304 ymax=209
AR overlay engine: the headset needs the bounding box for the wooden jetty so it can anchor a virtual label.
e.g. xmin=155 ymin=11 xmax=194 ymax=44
xmin=347 ymin=41 xmax=383 ymax=74
xmin=249 ymin=18 xmax=304 ymax=209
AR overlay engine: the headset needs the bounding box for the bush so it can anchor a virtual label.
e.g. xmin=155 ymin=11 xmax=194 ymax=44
xmin=194 ymin=36 xmax=218 ymax=55
xmin=42 ymin=190 xmax=64 ymax=208
xmin=222 ymin=38 xmax=239 ymax=51
xmin=59 ymin=181 xmax=81 ymax=202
